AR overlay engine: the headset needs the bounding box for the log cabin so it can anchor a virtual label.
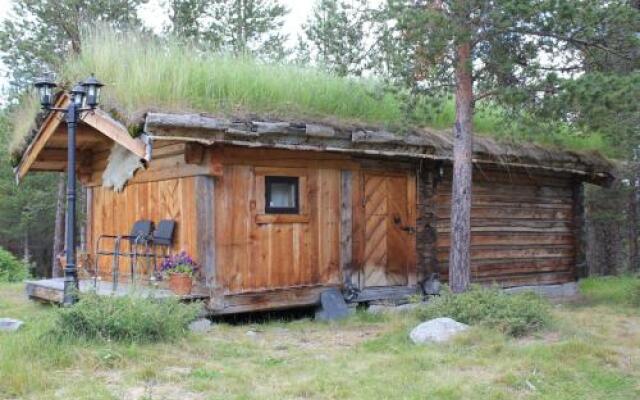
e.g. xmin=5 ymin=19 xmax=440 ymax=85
xmin=16 ymin=92 xmax=614 ymax=314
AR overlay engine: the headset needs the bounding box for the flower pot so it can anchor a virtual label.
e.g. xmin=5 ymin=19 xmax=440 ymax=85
xmin=168 ymin=273 xmax=193 ymax=295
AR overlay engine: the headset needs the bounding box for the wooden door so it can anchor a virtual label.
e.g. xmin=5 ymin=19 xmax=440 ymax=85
xmin=361 ymin=171 xmax=416 ymax=288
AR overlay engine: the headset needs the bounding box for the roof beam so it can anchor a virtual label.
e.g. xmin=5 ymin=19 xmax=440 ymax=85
xmin=81 ymin=109 xmax=147 ymax=160
xmin=15 ymin=95 xmax=149 ymax=181
xmin=15 ymin=95 xmax=69 ymax=180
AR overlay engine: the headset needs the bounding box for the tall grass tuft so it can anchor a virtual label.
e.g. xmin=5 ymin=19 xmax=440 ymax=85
xmin=52 ymin=293 xmax=201 ymax=343
xmin=60 ymin=29 xmax=404 ymax=126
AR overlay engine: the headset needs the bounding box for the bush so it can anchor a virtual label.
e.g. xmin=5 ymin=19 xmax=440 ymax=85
xmin=0 ymin=247 xmax=28 ymax=282
xmin=52 ymin=293 xmax=201 ymax=343
xmin=416 ymin=286 xmax=551 ymax=337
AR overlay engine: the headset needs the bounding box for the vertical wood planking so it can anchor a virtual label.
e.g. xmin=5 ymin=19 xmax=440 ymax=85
xmin=340 ymin=170 xmax=353 ymax=285
xmin=351 ymin=170 xmax=364 ymax=287
xmin=195 ymin=176 xmax=216 ymax=287
xmin=90 ymin=177 xmax=200 ymax=281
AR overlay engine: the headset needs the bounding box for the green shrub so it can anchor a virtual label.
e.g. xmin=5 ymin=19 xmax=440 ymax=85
xmin=416 ymin=286 xmax=551 ymax=337
xmin=0 ymin=247 xmax=28 ymax=282
xmin=52 ymin=293 xmax=201 ymax=343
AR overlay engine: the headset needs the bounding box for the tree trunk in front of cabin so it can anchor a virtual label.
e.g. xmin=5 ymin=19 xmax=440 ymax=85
xmin=448 ymin=41 xmax=474 ymax=293
xmin=629 ymin=165 xmax=640 ymax=272
xmin=51 ymin=172 xmax=66 ymax=278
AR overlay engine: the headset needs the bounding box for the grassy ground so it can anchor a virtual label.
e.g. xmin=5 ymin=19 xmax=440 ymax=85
xmin=1 ymin=278 xmax=639 ymax=400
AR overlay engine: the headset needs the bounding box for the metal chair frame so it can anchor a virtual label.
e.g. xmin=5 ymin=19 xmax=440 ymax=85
xmin=94 ymin=220 xmax=154 ymax=291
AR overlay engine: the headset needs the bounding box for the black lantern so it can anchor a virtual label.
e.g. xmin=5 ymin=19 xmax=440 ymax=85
xmin=34 ymin=75 xmax=57 ymax=109
xmin=81 ymin=75 xmax=104 ymax=108
xmin=70 ymin=83 xmax=86 ymax=107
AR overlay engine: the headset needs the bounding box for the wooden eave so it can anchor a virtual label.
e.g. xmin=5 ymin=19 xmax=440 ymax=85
xmin=15 ymin=94 xmax=149 ymax=182
xmin=143 ymin=112 xmax=615 ymax=186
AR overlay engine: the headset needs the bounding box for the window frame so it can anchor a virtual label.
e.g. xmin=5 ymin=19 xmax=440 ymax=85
xmin=264 ymin=176 xmax=300 ymax=215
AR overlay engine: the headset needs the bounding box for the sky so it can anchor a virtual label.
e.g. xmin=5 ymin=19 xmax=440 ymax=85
xmin=0 ymin=0 xmax=316 ymax=104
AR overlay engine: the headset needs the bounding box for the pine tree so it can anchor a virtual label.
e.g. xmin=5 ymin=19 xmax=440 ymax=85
xmin=301 ymin=0 xmax=369 ymax=76
xmin=377 ymin=0 xmax=640 ymax=292
xmin=167 ymin=0 xmax=289 ymax=59
xmin=0 ymin=0 xmax=148 ymax=277
xmin=0 ymin=0 xmax=148 ymax=95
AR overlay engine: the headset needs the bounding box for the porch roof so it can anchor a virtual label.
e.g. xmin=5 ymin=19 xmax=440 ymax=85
xmin=15 ymin=93 xmax=149 ymax=181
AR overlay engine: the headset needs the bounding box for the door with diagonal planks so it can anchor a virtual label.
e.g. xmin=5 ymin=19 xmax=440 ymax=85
xmin=361 ymin=171 xmax=416 ymax=288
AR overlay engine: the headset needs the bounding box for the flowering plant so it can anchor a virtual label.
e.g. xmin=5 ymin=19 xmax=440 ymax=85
xmin=159 ymin=251 xmax=198 ymax=278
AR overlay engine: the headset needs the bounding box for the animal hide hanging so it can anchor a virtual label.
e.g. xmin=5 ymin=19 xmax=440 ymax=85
xmin=102 ymin=144 xmax=144 ymax=192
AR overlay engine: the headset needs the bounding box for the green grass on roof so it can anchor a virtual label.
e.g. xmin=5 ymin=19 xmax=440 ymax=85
xmin=61 ymin=29 xmax=407 ymax=126
xmin=8 ymin=28 xmax=616 ymax=159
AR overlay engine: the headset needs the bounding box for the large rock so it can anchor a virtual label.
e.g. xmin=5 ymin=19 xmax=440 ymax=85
xmin=315 ymin=288 xmax=353 ymax=321
xmin=0 ymin=318 xmax=24 ymax=332
xmin=409 ymin=317 xmax=469 ymax=344
xmin=188 ymin=318 xmax=212 ymax=333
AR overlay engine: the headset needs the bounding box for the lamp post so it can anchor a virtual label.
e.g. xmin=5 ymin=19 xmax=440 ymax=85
xmin=34 ymin=74 xmax=104 ymax=306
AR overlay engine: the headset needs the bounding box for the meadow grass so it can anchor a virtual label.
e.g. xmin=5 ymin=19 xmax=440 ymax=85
xmin=579 ymin=275 xmax=640 ymax=306
xmin=1 ymin=279 xmax=639 ymax=399
xmin=8 ymin=28 xmax=614 ymax=158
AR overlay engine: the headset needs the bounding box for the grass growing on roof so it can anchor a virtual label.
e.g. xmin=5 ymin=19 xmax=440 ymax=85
xmin=60 ymin=29 xmax=404 ymax=125
xmin=8 ymin=28 xmax=616 ymax=158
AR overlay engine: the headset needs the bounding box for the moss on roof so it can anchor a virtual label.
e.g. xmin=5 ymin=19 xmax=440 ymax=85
xmin=9 ymin=29 xmax=615 ymax=163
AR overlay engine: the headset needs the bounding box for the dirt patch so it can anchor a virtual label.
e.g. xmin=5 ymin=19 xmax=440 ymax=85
xmin=516 ymin=331 xmax=562 ymax=346
xmin=252 ymin=324 xmax=387 ymax=351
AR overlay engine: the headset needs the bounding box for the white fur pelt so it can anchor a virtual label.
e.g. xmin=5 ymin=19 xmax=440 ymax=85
xmin=102 ymin=144 xmax=144 ymax=192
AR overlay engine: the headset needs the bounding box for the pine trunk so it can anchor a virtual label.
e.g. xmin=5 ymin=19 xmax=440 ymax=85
xmin=448 ymin=41 xmax=474 ymax=293
xmin=629 ymin=165 xmax=640 ymax=272
xmin=52 ymin=172 xmax=66 ymax=278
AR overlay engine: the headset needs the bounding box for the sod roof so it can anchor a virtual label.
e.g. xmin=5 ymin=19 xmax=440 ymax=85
xmin=10 ymin=29 xmax=614 ymax=182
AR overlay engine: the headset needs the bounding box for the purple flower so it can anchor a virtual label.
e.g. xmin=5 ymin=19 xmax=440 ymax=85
xmin=160 ymin=251 xmax=199 ymax=277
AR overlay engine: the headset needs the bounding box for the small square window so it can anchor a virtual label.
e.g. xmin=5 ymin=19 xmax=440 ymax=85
xmin=265 ymin=176 xmax=299 ymax=214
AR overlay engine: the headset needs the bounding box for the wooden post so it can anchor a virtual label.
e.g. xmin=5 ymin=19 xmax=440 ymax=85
xmin=340 ymin=170 xmax=353 ymax=286
xmin=573 ymin=181 xmax=587 ymax=279
xmin=195 ymin=176 xmax=220 ymax=307
xmin=416 ymin=161 xmax=439 ymax=284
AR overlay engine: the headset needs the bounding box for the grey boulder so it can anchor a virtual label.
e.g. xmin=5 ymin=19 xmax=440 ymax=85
xmin=188 ymin=318 xmax=212 ymax=333
xmin=409 ymin=317 xmax=469 ymax=344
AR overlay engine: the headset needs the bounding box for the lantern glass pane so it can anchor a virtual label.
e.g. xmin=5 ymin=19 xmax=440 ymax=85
xmin=74 ymin=92 xmax=84 ymax=106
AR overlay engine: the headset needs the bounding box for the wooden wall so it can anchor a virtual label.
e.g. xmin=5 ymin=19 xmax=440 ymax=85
xmin=85 ymin=138 xmax=582 ymax=298
xmin=215 ymin=158 xmax=342 ymax=295
xmin=88 ymin=178 xmax=198 ymax=280
xmin=434 ymin=165 xmax=577 ymax=287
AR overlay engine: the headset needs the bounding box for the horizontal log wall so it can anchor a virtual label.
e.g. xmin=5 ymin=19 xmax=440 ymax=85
xmin=435 ymin=166 xmax=577 ymax=287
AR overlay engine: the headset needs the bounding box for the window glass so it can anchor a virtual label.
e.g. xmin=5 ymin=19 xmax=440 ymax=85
xmin=269 ymin=182 xmax=296 ymax=208
xmin=265 ymin=176 xmax=299 ymax=214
